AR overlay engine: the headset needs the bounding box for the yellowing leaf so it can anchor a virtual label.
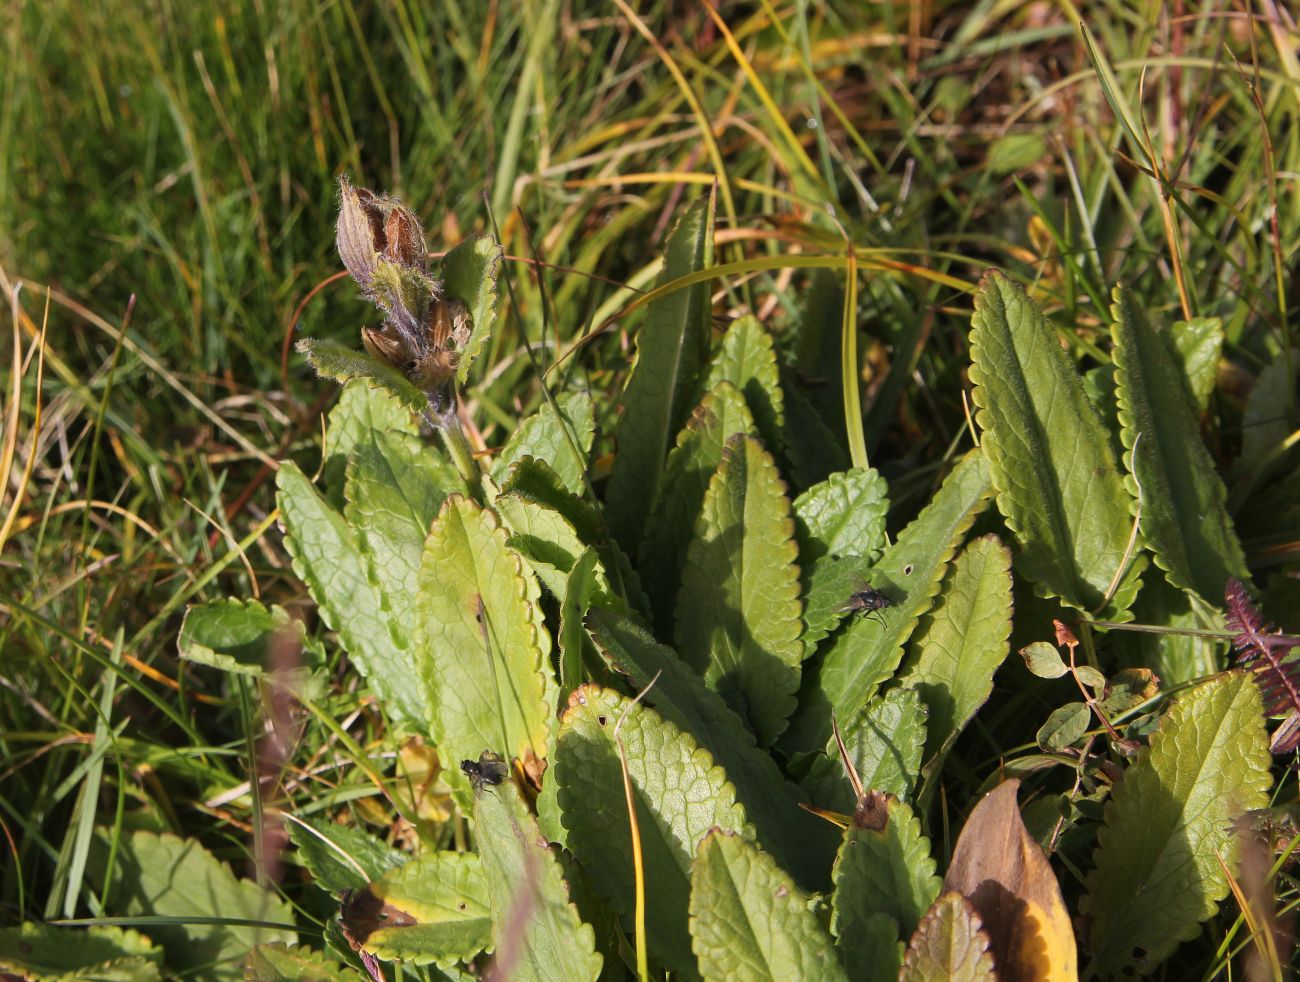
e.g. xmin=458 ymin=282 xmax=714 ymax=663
xmin=944 ymin=779 xmax=1077 ymax=982
xmin=899 ymin=893 xmax=997 ymax=982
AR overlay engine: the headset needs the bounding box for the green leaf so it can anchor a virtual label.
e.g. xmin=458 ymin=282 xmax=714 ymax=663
xmin=606 ymin=196 xmax=716 ymax=549
xmin=799 ymin=554 xmax=877 ymax=656
xmin=897 ymin=894 xmax=996 ymax=982
xmin=322 ymin=379 xmax=420 ymax=497
xmin=785 ymin=450 xmax=993 ymax=751
xmin=1111 ymin=284 xmax=1247 ymax=603
xmin=491 ymin=390 xmax=595 ymax=495
xmin=1168 ymin=317 xmax=1223 ymax=414
xmin=1019 ymin=641 xmax=1068 ymax=679
xmin=0 ymin=923 xmax=163 ymax=982
xmin=902 ymin=535 xmax=1013 ymax=767
xmin=559 ymin=549 xmax=606 ymax=704
xmin=1082 ymin=672 xmax=1272 ymax=977
xmin=87 ymin=831 xmax=294 ymax=982
xmin=798 ymin=687 xmax=928 ymax=815
xmin=347 ymin=429 xmax=453 ymax=677
xmin=676 ymin=433 xmax=804 ymax=745
xmin=244 ymin=944 xmax=352 ymax=982
xmin=780 ymin=376 xmax=850 ymax=490
xmin=968 ymin=271 xmax=1143 ymax=616
xmin=1239 ymin=353 xmax=1297 ymax=473
xmin=288 ymin=817 xmax=407 ymax=895
xmin=987 ymin=133 xmax=1046 ymax=174
xmin=639 ymin=382 xmax=756 ymax=630
xmin=586 ymin=608 xmax=836 ymax=891
xmin=553 ymin=684 xmax=749 ymax=977
xmin=473 ymin=779 xmax=602 ymax=981
xmin=498 ymin=456 xmax=603 ymax=545
xmin=1113 ymin=571 xmax=1225 ymax=685
xmin=350 ymin=852 xmax=490 ymax=967
xmin=689 ymin=830 xmax=848 ymax=982
xmin=178 ymin=599 xmax=317 ymax=677
xmin=497 ymin=486 xmax=597 ymax=599
xmin=704 ymin=314 xmax=785 ymax=452
xmin=440 ymin=233 xmax=504 ymax=384
xmin=1036 ymin=702 xmax=1091 ymax=750
xmin=296 ymin=338 xmax=427 ymax=412
xmin=277 ymin=461 xmax=430 ymax=728
xmin=831 ymin=800 xmax=941 ymax=979
xmin=792 ymin=467 xmax=890 ymax=563
xmin=417 ymin=495 xmax=555 ymax=790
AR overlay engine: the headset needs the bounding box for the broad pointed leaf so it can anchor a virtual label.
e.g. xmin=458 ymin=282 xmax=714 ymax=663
xmin=288 ymin=817 xmax=407 ymax=895
xmin=689 ymin=830 xmax=847 ymax=982
xmin=1111 ymin=284 xmax=1247 ymax=603
xmin=902 ymin=535 xmax=1013 ymax=768
xmin=418 ymin=496 xmax=555 ymax=790
xmin=606 ymin=195 xmax=715 ymax=549
xmin=322 ymin=379 xmax=420 ymax=497
xmin=1168 ymin=317 xmax=1223 ymax=413
xmin=278 ymin=461 xmax=430 ymax=728
xmin=968 ymin=272 xmax=1142 ymax=616
xmin=1082 ymin=672 xmax=1271 ymax=977
xmin=348 ymin=429 xmax=452 ymax=668
xmin=553 ymin=684 xmax=749 ymax=977
xmin=704 ymin=315 xmax=785 ymax=452
xmin=0 ymin=923 xmax=162 ymax=982
xmin=676 ymin=433 xmax=804 ymax=745
xmin=799 ymin=554 xmax=877 ymax=656
xmin=831 ymin=799 xmax=941 ymax=979
xmin=784 ymin=450 xmax=993 ymax=751
xmin=473 ymin=779 xmax=602 ymax=982
xmin=586 ymin=608 xmax=836 ymax=891
xmin=178 ymin=598 xmax=318 ymax=677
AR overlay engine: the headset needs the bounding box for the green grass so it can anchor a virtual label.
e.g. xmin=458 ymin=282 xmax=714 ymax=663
xmin=2 ymin=0 xmax=1298 ymax=977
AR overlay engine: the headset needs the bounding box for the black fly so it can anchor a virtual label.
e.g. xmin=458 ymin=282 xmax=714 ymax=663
xmin=460 ymin=750 xmax=509 ymax=792
xmin=840 ymin=585 xmax=895 ymax=624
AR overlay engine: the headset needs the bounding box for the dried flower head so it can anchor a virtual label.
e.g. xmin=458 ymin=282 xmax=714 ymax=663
xmin=336 ymin=176 xmax=473 ymax=412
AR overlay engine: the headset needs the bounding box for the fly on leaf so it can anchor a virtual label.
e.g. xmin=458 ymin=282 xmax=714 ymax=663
xmin=461 ymin=750 xmax=509 ymax=792
xmin=839 ymin=584 xmax=896 ymax=623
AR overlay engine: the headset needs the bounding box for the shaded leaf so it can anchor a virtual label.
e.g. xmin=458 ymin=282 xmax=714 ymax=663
xmin=799 ymin=553 xmax=878 ymax=656
xmin=798 ymin=687 xmax=928 ymax=816
xmin=639 ymin=382 xmax=756 ymax=630
xmin=553 ymin=684 xmax=749 ymax=977
xmin=1020 ymin=641 xmax=1068 ymax=679
xmin=1083 ymin=672 xmax=1272 ymax=976
xmin=704 ymin=314 xmax=785 ymax=452
xmin=440 ymin=233 xmax=504 ymax=384
xmin=278 ymin=461 xmax=430 ymax=728
xmin=244 ymin=944 xmax=352 ymax=982
xmin=0 ymin=923 xmax=162 ymax=982
xmin=831 ymin=799 xmax=941 ymax=978
xmin=87 ymin=831 xmax=293 ymax=982
xmin=689 ymin=830 xmax=847 ymax=982
xmin=1240 ymin=354 xmax=1297 ymax=472
xmin=1036 ymin=703 xmax=1091 ymax=751
xmin=676 ymin=434 xmax=804 ymax=745
xmin=322 ymin=379 xmax=420 ymax=497
xmin=606 ymin=195 xmax=716 ymax=549
xmin=1168 ymin=317 xmax=1223 ymax=413
xmin=473 ymin=779 xmax=602 ymax=982
xmin=178 ymin=599 xmax=316 ymax=677
xmin=288 ymin=817 xmax=407 ymax=895
xmin=968 ymin=271 xmax=1142 ymax=617
xmin=417 ymin=496 xmax=555 ymax=794
xmin=903 ymin=535 xmax=1013 ymax=766
xmin=785 ymin=449 xmax=993 ymax=751
xmin=792 ymin=467 xmax=890 ymax=563
xmin=1111 ymin=284 xmax=1247 ymax=603
xmin=586 ymin=608 xmax=835 ymax=891
xmin=898 ymin=893 xmax=996 ymax=982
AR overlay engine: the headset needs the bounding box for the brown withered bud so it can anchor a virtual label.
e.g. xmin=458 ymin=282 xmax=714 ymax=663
xmin=382 ymin=206 xmax=427 ymax=269
xmin=336 ymin=176 xmax=384 ymax=288
xmin=360 ymin=324 xmax=411 ymax=372
xmin=427 ymin=297 xmax=471 ymax=352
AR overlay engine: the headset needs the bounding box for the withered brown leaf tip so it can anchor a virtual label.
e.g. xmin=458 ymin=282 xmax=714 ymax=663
xmin=337 ymin=176 xmax=472 ymax=412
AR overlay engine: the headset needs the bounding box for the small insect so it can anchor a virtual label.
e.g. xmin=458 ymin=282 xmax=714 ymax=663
xmin=839 ymin=585 xmax=896 ymax=623
xmin=460 ymin=750 xmax=509 ymax=792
